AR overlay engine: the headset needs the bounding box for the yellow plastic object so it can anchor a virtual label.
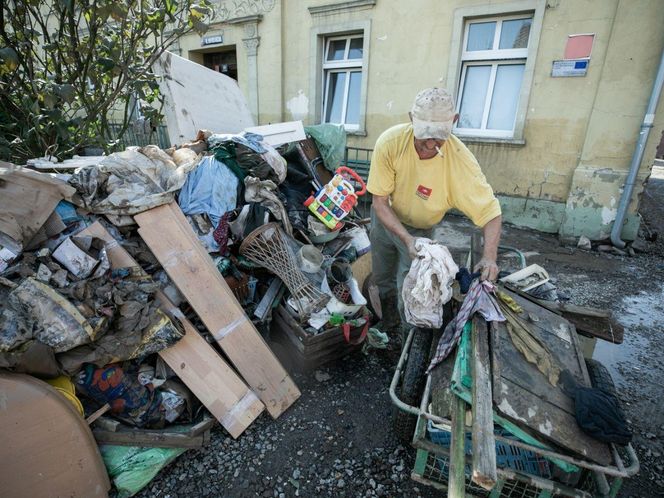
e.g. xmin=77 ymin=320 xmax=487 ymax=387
xmin=46 ymin=376 xmax=85 ymax=416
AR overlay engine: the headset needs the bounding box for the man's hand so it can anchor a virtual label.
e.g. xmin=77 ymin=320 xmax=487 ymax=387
xmin=403 ymin=235 xmax=419 ymax=260
xmin=474 ymin=257 xmax=499 ymax=282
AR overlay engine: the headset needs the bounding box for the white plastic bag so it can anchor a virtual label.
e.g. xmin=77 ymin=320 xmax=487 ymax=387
xmin=402 ymin=238 xmax=459 ymax=328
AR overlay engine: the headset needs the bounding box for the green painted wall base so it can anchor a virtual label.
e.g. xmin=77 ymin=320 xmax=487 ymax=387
xmin=496 ymin=195 xmax=639 ymax=242
xmin=497 ymin=195 xmax=565 ymax=234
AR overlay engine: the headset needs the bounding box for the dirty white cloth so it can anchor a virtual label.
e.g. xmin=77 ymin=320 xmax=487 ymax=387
xmin=244 ymin=176 xmax=293 ymax=236
xmin=402 ymin=238 xmax=459 ymax=328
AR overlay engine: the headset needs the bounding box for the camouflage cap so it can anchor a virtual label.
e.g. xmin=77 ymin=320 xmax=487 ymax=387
xmin=410 ymin=88 xmax=456 ymax=140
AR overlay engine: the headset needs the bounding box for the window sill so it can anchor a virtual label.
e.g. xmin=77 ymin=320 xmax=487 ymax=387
xmin=456 ymin=135 xmax=526 ymax=147
xmin=346 ymin=129 xmax=367 ymax=137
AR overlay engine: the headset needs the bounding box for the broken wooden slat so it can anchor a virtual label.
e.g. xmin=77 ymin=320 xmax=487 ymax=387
xmin=502 ymin=283 xmax=623 ymax=344
xmin=135 ymin=203 xmax=301 ymax=418
xmin=92 ymin=426 xmax=208 ymax=449
xmin=470 ymin=317 xmax=497 ymax=490
xmin=86 ymin=403 xmax=111 ymax=425
xmin=79 ymin=221 xmax=265 ymax=438
xmin=448 ymin=394 xmax=467 ymax=498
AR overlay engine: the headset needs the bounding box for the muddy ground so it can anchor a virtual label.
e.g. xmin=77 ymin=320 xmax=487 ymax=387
xmin=134 ymin=170 xmax=664 ymax=498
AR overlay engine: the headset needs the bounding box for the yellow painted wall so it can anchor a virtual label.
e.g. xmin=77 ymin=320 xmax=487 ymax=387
xmin=176 ymin=0 xmax=664 ymax=239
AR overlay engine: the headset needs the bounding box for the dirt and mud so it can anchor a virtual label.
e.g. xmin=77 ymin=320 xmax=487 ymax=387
xmin=133 ymin=170 xmax=664 ymax=498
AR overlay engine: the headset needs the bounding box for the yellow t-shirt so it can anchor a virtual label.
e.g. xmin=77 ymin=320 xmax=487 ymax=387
xmin=366 ymin=123 xmax=501 ymax=229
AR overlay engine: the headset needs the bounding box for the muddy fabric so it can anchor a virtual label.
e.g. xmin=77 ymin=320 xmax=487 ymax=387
xmin=456 ymin=267 xmax=481 ymax=294
xmin=402 ymin=238 xmax=458 ymax=328
xmin=68 ymin=147 xmax=198 ymax=216
xmin=213 ymin=212 xmax=233 ymax=255
xmin=0 ymin=278 xmax=96 ymax=353
xmin=558 ymin=369 xmax=632 ymax=445
xmin=244 ymin=177 xmax=293 ymax=236
xmin=500 ymin=302 xmax=561 ymax=386
xmin=428 ymin=279 xmax=505 ymax=373
xmin=575 ymin=387 xmax=632 ymax=445
xmin=177 ymin=156 xmax=239 ymax=226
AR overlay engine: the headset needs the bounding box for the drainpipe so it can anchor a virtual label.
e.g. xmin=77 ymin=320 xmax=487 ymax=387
xmin=611 ymin=47 xmax=664 ymax=248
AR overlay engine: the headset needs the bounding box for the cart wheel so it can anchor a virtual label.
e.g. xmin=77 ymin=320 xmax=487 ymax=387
xmin=393 ymin=328 xmax=433 ymax=443
xmin=584 ymin=358 xmax=618 ymax=397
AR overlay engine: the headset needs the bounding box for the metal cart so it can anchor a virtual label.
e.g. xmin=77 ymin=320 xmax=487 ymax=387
xmin=389 ymin=240 xmax=639 ymax=497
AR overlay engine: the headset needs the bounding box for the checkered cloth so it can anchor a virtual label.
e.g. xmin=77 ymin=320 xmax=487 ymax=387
xmin=427 ymin=279 xmax=505 ymax=373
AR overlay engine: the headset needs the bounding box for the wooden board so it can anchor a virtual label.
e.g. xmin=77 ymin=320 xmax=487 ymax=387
xmin=135 ymin=203 xmax=301 ymax=418
xmin=470 ymin=317 xmax=496 ymax=489
xmin=0 ymin=372 xmax=110 ymax=498
xmin=79 ymin=221 xmax=265 ymax=438
xmin=491 ymin=290 xmax=612 ymax=465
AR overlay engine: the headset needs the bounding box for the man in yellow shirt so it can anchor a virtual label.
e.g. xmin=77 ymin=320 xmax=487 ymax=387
xmin=367 ymin=88 xmax=502 ymax=330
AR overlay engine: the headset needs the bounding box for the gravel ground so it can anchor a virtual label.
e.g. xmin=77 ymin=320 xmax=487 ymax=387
xmin=131 ymin=175 xmax=664 ymax=498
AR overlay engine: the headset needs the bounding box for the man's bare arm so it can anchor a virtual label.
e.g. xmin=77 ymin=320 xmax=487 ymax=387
xmin=474 ymin=215 xmax=502 ymax=281
xmin=372 ymin=195 xmax=418 ymax=259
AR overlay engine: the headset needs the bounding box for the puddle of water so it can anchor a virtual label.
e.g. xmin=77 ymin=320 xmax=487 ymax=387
xmin=592 ymin=285 xmax=664 ymax=387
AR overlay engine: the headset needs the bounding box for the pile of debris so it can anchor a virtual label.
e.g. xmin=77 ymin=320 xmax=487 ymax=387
xmin=0 ymin=122 xmax=377 ymax=497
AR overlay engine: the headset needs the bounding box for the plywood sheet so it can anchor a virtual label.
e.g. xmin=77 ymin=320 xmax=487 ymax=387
xmin=135 ymin=203 xmax=301 ymax=418
xmin=491 ymin=291 xmax=612 ymax=465
xmin=79 ymin=221 xmax=264 ymax=438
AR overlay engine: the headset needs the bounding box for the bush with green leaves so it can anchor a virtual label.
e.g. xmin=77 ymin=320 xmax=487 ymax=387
xmin=0 ymin=0 xmax=212 ymax=163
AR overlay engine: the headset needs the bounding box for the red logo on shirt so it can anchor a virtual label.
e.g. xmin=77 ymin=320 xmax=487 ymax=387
xmin=416 ymin=185 xmax=432 ymax=200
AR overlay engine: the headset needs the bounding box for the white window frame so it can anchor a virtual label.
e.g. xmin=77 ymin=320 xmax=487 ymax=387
xmin=446 ymin=0 xmax=546 ymax=144
xmin=322 ymin=34 xmax=364 ymax=131
xmin=454 ymin=14 xmax=532 ymax=138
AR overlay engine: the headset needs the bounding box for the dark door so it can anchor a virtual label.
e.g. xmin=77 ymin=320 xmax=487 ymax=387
xmin=203 ymin=49 xmax=238 ymax=81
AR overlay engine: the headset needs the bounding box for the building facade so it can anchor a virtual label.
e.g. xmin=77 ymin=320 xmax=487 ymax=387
xmin=174 ymin=0 xmax=664 ymax=241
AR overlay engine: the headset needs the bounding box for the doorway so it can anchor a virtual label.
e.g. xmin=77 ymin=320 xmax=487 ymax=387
xmin=203 ymin=48 xmax=238 ymax=81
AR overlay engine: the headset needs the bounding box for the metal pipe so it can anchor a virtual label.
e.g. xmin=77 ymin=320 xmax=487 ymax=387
xmin=611 ymin=47 xmax=664 ymax=248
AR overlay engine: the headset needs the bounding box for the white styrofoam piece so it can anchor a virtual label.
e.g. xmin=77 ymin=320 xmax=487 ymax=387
xmin=244 ymin=121 xmax=305 ymax=146
xmin=499 ymin=263 xmax=550 ymax=292
xmin=154 ymin=51 xmax=255 ymax=145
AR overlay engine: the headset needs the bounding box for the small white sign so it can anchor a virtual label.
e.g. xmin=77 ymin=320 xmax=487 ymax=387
xmin=552 ymin=59 xmax=589 ymax=77
xmin=202 ymin=34 xmax=223 ymax=46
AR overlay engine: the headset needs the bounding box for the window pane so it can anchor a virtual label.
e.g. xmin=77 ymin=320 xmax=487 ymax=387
xmin=487 ymin=64 xmax=525 ymax=130
xmin=327 ymin=39 xmax=347 ymax=61
xmin=458 ymin=65 xmax=491 ymax=129
xmin=345 ymin=71 xmax=362 ymax=125
xmin=348 ymin=38 xmax=363 ymax=59
xmin=325 ymin=72 xmax=347 ymax=123
xmin=466 ymin=22 xmax=496 ymax=51
xmin=499 ymin=18 xmax=532 ymax=49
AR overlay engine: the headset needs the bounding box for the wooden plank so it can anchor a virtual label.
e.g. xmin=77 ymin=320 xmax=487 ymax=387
xmin=490 ymin=290 xmax=612 ymax=465
xmin=92 ymin=427 xmax=208 ymax=449
xmin=135 ymin=203 xmax=300 ymax=418
xmin=79 ymin=221 xmax=265 ymax=438
xmin=470 ymin=317 xmax=497 ymax=490
xmin=502 ymin=283 xmax=623 ymax=344
xmin=86 ymin=403 xmax=111 ymax=425
xmin=449 ymin=395 xmax=467 ymax=498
